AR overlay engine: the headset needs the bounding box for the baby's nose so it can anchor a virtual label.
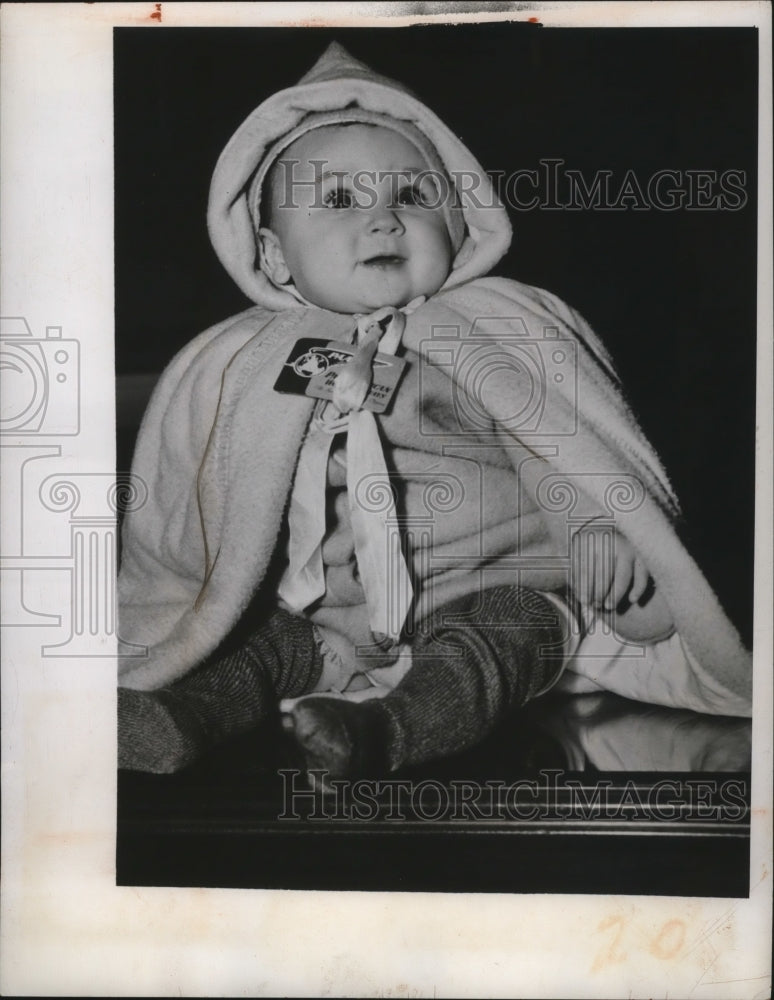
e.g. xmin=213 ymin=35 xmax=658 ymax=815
xmin=367 ymin=208 xmax=404 ymax=235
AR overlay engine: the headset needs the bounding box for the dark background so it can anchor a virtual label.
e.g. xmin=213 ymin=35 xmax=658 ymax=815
xmin=114 ymin=24 xmax=758 ymax=644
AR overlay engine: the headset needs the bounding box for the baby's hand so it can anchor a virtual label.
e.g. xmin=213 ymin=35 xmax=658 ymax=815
xmin=571 ymin=523 xmax=675 ymax=642
xmin=571 ymin=523 xmax=649 ymax=612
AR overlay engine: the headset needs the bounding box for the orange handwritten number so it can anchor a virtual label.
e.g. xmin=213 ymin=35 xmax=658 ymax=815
xmin=592 ymin=914 xmax=628 ymax=972
xmin=650 ymin=919 xmax=686 ymax=960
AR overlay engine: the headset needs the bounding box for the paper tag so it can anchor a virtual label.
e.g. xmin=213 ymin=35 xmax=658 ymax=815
xmin=274 ymin=338 xmax=407 ymax=413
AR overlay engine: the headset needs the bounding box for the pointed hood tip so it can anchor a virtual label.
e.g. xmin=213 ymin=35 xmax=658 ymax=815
xmin=321 ymin=40 xmax=350 ymax=60
xmin=298 ymin=40 xmax=416 ymax=98
xmin=298 ymin=40 xmax=370 ymax=86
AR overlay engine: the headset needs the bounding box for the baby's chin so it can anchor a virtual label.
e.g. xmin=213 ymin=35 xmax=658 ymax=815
xmin=322 ymin=278 xmax=446 ymax=315
xmin=311 ymin=290 xmax=418 ymax=315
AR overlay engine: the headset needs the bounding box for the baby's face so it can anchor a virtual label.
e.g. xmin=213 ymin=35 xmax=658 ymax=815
xmin=262 ymin=124 xmax=453 ymax=313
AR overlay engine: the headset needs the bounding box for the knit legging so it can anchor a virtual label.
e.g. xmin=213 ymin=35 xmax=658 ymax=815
xmin=361 ymin=585 xmax=566 ymax=770
xmin=118 ymin=608 xmax=324 ymax=773
xmin=118 ymin=587 xmax=566 ymax=774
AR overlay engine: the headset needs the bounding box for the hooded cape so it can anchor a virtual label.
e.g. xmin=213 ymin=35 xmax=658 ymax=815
xmin=117 ymin=43 xmax=751 ymax=717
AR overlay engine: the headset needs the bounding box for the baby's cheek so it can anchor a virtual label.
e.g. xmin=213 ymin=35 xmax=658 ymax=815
xmin=421 ymin=243 xmax=453 ymax=288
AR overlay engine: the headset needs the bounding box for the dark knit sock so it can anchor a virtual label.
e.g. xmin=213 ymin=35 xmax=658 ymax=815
xmin=285 ymin=586 xmax=566 ymax=782
xmin=118 ymin=609 xmax=324 ymax=773
xmin=382 ymin=586 xmax=566 ymax=770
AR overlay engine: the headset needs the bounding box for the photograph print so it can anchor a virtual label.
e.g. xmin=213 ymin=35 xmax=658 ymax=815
xmin=114 ymin=19 xmax=757 ymax=897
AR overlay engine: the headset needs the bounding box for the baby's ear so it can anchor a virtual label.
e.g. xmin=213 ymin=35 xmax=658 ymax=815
xmin=257 ymin=228 xmax=292 ymax=285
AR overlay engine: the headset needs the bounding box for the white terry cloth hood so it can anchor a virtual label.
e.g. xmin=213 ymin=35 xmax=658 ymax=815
xmin=207 ymin=41 xmax=511 ymax=310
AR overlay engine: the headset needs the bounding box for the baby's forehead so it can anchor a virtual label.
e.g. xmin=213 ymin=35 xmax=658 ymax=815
xmin=276 ymin=122 xmax=425 ymax=171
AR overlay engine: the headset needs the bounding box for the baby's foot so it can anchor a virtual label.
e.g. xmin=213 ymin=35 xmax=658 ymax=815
xmin=282 ymin=696 xmax=391 ymax=791
xmin=118 ymin=687 xmax=205 ymax=774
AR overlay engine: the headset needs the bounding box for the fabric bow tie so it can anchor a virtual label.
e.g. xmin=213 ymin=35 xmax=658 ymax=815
xmin=277 ymin=301 xmax=422 ymax=647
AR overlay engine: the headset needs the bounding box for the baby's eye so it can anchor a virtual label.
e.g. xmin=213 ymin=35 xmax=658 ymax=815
xmin=395 ymin=184 xmax=425 ymax=207
xmin=395 ymin=177 xmax=439 ymax=207
xmin=323 ymin=185 xmax=355 ymax=209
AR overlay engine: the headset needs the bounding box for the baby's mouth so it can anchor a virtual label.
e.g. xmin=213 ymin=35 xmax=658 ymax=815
xmin=360 ymin=254 xmax=406 ymax=269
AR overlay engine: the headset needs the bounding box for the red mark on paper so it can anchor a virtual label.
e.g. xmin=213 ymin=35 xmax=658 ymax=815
xmin=150 ymin=3 xmax=162 ymax=21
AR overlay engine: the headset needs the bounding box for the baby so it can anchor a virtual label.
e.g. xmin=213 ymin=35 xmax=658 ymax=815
xmin=117 ymin=43 xmax=751 ymax=781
